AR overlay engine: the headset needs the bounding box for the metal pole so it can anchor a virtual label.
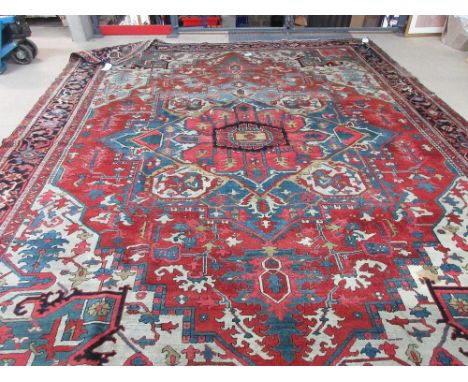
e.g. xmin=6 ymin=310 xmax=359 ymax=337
xmin=168 ymin=15 xmax=179 ymax=38
xmin=66 ymin=15 xmax=95 ymax=42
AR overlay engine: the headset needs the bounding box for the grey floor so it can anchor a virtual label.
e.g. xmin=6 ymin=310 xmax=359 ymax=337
xmin=228 ymin=30 xmax=352 ymax=42
xmin=0 ymin=27 xmax=467 ymax=143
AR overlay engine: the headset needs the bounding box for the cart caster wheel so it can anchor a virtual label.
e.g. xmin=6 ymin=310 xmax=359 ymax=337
xmin=22 ymin=39 xmax=38 ymax=58
xmin=10 ymin=44 xmax=34 ymax=65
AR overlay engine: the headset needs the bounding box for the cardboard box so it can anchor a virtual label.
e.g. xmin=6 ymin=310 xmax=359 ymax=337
xmin=442 ymin=16 xmax=468 ymax=51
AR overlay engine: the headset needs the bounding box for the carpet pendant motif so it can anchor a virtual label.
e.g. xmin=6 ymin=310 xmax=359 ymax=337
xmin=0 ymin=40 xmax=467 ymax=365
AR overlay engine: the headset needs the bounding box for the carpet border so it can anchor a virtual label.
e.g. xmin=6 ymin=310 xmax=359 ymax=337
xmin=0 ymin=57 xmax=100 ymax=224
xmin=366 ymin=40 xmax=467 ymax=130
xmin=0 ymin=59 xmax=79 ymax=163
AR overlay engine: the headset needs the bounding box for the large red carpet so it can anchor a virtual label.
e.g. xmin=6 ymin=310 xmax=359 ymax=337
xmin=0 ymin=39 xmax=466 ymax=365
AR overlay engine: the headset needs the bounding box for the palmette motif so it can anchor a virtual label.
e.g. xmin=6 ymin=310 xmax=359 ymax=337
xmin=0 ymin=39 xmax=466 ymax=365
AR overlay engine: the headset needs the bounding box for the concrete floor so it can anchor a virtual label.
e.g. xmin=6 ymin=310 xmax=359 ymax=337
xmin=0 ymin=26 xmax=467 ymax=143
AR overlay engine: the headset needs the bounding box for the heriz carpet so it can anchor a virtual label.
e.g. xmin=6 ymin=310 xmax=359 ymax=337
xmin=0 ymin=39 xmax=466 ymax=366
